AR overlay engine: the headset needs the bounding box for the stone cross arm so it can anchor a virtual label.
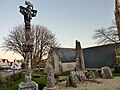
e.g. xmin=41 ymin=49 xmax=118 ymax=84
xmin=19 ymin=6 xmax=37 ymax=17
xmin=19 ymin=6 xmax=26 ymax=15
xmin=32 ymin=10 xmax=37 ymax=17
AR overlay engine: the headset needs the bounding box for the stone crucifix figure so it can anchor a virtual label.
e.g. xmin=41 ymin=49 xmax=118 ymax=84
xmin=19 ymin=1 xmax=37 ymax=26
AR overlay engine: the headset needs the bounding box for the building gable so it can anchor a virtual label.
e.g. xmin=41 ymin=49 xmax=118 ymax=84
xmin=55 ymin=44 xmax=118 ymax=68
xmin=55 ymin=48 xmax=76 ymax=63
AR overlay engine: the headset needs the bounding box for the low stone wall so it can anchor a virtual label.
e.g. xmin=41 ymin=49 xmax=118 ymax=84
xmin=62 ymin=62 xmax=76 ymax=72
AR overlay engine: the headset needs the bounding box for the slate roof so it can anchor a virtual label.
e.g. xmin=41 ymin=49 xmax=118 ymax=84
xmin=55 ymin=44 xmax=119 ymax=68
xmin=55 ymin=48 xmax=76 ymax=63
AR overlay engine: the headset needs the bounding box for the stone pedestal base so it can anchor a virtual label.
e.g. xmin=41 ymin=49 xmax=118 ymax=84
xmin=43 ymin=85 xmax=59 ymax=90
xmin=18 ymin=81 xmax=38 ymax=90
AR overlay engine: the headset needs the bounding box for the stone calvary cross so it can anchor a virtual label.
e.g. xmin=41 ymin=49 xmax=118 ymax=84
xmin=18 ymin=1 xmax=38 ymax=90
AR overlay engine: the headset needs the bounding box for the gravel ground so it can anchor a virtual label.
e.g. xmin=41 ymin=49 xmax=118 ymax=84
xmin=58 ymin=77 xmax=120 ymax=90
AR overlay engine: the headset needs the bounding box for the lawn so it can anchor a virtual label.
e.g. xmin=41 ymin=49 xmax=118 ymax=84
xmin=113 ymin=72 xmax=120 ymax=77
xmin=0 ymin=72 xmax=47 ymax=90
xmin=33 ymin=71 xmax=46 ymax=75
xmin=32 ymin=78 xmax=47 ymax=90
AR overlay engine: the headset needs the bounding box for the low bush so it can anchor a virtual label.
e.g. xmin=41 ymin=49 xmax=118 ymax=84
xmin=0 ymin=72 xmax=24 ymax=90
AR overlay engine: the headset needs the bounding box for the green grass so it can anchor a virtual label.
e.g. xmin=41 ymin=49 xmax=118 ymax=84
xmin=32 ymin=78 xmax=47 ymax=90
xmin=32 ymin=78 xmax=47 ymax=85
xmin=59 ymin=71 xmax=70 ymax=76
xmin=33 ymin=71 xmax=46 ymax=75
xmin=113 ymin=72 xmax=120 ymax=77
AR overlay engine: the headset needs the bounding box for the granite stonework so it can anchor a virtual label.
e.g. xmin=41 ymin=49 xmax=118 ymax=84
xmin=44 ymin=61 xmax=58 ymax=90
xmin=18 ymin=1 xmax=38 ymax=90
xmin=66 ymin=71 xmax=86 ymax=88
xmin=46 ymin=63 xmax=56 ymax=88
xmin=75 ymin=40 xmax=85 ymax=72
xmin=115 ymin=0 xmax=120 ymax=39
xmin=43 ymin=86 xmax=59 ymax=90
xmin=18 ymin=81 xmax=38 ymax=90
xmin=101 ymin=66 xmax=113 ymax=79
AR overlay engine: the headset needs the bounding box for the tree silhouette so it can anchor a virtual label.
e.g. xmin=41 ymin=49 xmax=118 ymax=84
xmin=2 ymin=25 xmax=59 ymax=67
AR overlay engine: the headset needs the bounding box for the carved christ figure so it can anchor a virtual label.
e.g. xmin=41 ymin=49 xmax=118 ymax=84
xmin=19 ymin=1 xmax=37 ymax=26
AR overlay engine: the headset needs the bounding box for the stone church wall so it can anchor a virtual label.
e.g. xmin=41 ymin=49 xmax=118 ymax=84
xmin=62 ymin=62 xmax=76 ymax=72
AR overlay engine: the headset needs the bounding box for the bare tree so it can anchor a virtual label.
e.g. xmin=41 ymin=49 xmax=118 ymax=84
xmin=92 ymin=25 xmax=119 ymax=45
xmin=2 ymin=24 xmax=59 ymax=67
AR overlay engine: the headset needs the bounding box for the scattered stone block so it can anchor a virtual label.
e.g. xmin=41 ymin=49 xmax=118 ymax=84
xmin=66 ymin=71 xmax=87 ymax=87
xmin=43 ymin=85 xmax=59 ymax=90
xmin=69 ymin=71 xmax=77 ymax=88
xmin=66 ymin=77 xmax=70 ymax=87
xmin=76 ymin=71 xmax=86 ymax=82
xmin=101 ymin=66 xmax=113 ymax=79
xmin=18 ymin=81 xmax=38 ymax=90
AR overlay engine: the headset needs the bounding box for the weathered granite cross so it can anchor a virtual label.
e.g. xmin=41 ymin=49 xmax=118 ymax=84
xmin=18 ymin=1 xmax=38 ymax=90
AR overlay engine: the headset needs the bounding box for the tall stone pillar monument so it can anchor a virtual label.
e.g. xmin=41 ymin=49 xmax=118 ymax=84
xmin=115 ymin=0 xmax=120 ymax=39
xmin=18 ymin=1 xmax=38 ymax=90
xmin=75 ymin=40 xmax=85 ymax=72
xmin=115 ymin=0 xmax=120 ymax=72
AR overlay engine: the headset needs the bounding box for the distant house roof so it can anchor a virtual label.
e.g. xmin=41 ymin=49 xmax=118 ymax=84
xmin=54 ymin=43 xmax=118 ymax=68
